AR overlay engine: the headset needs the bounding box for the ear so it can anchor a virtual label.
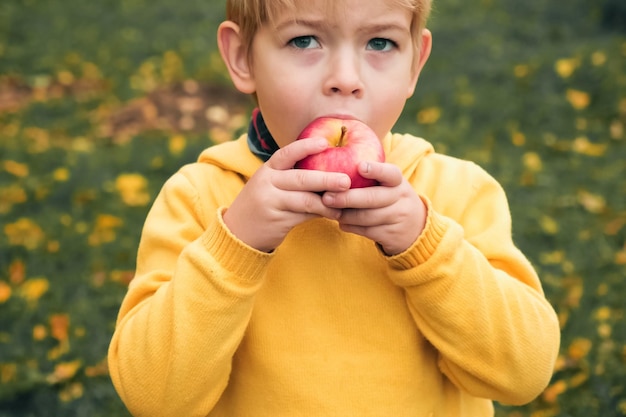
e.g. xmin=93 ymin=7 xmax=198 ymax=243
xmin=406 ymin=29 xmax=432 ymax=98
xmin=217 ymin=21 xmax=256 ymax=94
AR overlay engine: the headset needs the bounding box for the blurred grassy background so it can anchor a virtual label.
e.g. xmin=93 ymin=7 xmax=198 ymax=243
xmin=0 ymin=0 xmax=624 ymax=416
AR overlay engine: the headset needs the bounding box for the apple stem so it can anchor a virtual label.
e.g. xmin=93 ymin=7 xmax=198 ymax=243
xmin=338 ymin=126 xmax=347 ymax=147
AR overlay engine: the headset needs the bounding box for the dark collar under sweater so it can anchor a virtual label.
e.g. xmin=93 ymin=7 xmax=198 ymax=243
xmin=247 ymin=108 xmax=279 ymax=162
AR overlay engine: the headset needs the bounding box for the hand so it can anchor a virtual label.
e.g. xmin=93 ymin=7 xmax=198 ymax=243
xmin=223 ymin=138 xmax=351 ymax=252
xmin=322 ymin=161 xmax=427 ymax=256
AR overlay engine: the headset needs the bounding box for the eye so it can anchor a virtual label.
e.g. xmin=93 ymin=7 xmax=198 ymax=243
xmin=289 ymin=36 xmax=321 ymax=49
xmin=366 ymin=38 xmax=396 ymax=52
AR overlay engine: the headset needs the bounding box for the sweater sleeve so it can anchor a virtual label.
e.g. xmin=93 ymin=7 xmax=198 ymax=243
xmin=107 ymin=169 xmax=272 ymax=417
xmin=386 ymin=161 xmax=560 ymax=406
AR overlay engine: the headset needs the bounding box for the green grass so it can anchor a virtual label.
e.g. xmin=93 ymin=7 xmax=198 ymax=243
xmin=0 ymin=0 xmax=625 ymax=416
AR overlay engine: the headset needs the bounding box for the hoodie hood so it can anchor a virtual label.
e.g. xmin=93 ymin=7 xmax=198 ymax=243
xmin=382 ymin=132 xmax=435 ymax=177
xmin=198 ymin=134 xmax=264 ymax=180
xmin=197 ymin=132 xmax=434 ymax=182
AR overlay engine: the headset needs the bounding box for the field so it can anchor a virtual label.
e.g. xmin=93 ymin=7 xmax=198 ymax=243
xmin=0 ymin=0 xmax=625 ymax=416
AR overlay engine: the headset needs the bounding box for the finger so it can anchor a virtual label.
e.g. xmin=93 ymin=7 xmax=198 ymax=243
xmin=358 ymin=161 xmax=403 ymax=187
xmin=275 ymin=169 xmax=351 ymax=193
xmin=339 ymin=206 xmax=390 ymax=227
xmin=266 ymin=138 xmax=329 ymax=170
xmin=322 ymin=186 xmax=396 ymax=209
xmin=279 ymin=191 xmax=343 ymax=220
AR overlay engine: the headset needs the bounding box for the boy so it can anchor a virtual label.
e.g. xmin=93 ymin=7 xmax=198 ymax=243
xmin=108 ymin=0 xmax=561 ymax=416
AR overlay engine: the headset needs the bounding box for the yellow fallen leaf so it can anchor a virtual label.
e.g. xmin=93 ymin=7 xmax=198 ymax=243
xmin=2 ymin=160 xmax=29 ymax=177
xmin=572 ymin=136 xmax=607 ymax=156
xmin=85 ymin=358 xmax=109 ymax=378
xmin=417 ymin=106 xmax=442 ymax=125
xmin=74 ymin=327 xmax=86 ymax=338
xmin=523 ymin=152 xmax=543 ymax=172
xmin=53 ymin=167 xmax=70 ymax=182
xmin=558 ymin=310 xmax=569 ymax=329
xmin=577 ymin=190 xmax=606 ymax=214
xmin=540 ymin=250 xmax=564 ymax=265
xmin=115 ymin=173 xmax=150 ymax=207
xmin=72 ymin=137 xmax=94 ymax=153
xmin=594 ymin=306 xmax=612 ymax=321
xmin=57 ymin=70 xmax=75 ymax=86
xmin=616 ymin=246 xmax=626 ymax=265
xmin=50 ymin=314 xmax=70 ymax=343
xmin=566 ymin=89 xmax=590 ymax=110
xmin=33 ymin=324 xmax=47 ymax=341
xmin=88 ymin=214 xmax=123 ymax=246
xmin=610 ymin=120 xmax=623 ymax=140
xmin=566 ymin=283 xmax=583 ymax=308
xmin=59 ymin=382 xmax=84 ymax=402
xmin=0 ymin=363 xmax=17 ymax=383
xmin=48 ymin=341 xmax=70 ymax=361
xmin=540 ymin=215 xmax=559 ymax=235
xmin=597 ymin=323 xmax=612 ymax=339
xmin=0 ymin=185 xmax=27 ymax=214
xmin=555 ymin=58 xmax=579 ymax=78
xmin=110 ymin=269 xmax=135 ymax=285
xmin=531 ymin=409 xmax=560 ymax=417
xmin=82 ymin=62 xmax=103 ymax=80
xmin=568 ymin=338 xmax=592 ymax=361
xmin=0 ymin=281 xmax=11 ymax=303
xmin=23 ymin=127 xmax=50 ymax=152
xmin=569 ymin=371 xmax=589 ymax=387
xmin=47 ymin=240 xmax=60 ymax=253
xmin=47 ymin=360 xmax=82 ymax=384
xmin=95 ymin=213 xmax=122 ymax=229
xmin=514 ymin=64 xmax=530 ymax=78
xmin=542 ymin=379 xmax=567 ymax=403
xmin=19 ymin=278 xmax=49 ymax=303
xmin=604 ymin=215 xmax=625 ymax=236
xmin=553 ymin=354 xmax=567 ymax=372
xmin=169 ymin=134 xmax=187 ymax=155
xmin=162 ymin=50 xmax=184 ymax=84
xmin=511 ymin=131 xmax=526 ymax=146
xmin=4 ymin=218 xmax=45 ymax=250
xmin=591 ymin=51 xmax=606 ymax=66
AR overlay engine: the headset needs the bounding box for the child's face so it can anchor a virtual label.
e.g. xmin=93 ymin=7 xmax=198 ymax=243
xmin=231 ymin=0 xmax=430 ymax=147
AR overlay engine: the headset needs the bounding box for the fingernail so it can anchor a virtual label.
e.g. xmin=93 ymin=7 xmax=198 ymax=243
xmin=340 ymin=177 xmax=350 ymax=188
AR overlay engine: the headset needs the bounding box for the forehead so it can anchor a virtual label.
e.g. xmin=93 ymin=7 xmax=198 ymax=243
xmin=263 ymin=0 xmax=417 ymax=25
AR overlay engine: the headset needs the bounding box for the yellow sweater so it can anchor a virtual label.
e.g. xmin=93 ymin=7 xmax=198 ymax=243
xmin=108 ymin=133 xmax=560 ymax=417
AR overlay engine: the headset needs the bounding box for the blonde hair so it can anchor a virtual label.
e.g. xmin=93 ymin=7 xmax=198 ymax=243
xmin=226 ymin=0 xmax=432 ymax=61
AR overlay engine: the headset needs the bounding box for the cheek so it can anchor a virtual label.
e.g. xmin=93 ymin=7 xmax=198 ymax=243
xmin=252 ymin=68 xmax=302 ymax=139
xmin=254 ymin=59 xmax=312 ymax=114
xmin=368 ymin=87 xmax=410 ymax=138
xmin=256 ymin=92 xmax=308 ymax=147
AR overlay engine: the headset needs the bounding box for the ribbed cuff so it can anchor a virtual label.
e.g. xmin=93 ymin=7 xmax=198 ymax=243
xmin=201 ymin=207 xmax=274 ymax=284
xmin=386 ymin=199 xmax=450 ymax=270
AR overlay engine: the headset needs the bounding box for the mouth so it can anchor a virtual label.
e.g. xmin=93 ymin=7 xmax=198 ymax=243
xmin=315 ymin=114 xmax=360 ymax=122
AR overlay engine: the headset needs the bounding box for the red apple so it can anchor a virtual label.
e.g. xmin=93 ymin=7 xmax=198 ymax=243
xmin=294 ymin=117 xmax=385 ymax=188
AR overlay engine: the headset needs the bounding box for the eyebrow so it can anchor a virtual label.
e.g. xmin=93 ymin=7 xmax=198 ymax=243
xmin=358 ymin=23 xmax=411 ymax=35
xmin=274 ymin=18 xmax=330 ymax=32
xmin=275 ymin=18 xmax=410 ymax=35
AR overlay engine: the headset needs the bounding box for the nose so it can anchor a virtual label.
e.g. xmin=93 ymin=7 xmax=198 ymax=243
xmin=323 ymin=49 xmax=364 ymax=98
